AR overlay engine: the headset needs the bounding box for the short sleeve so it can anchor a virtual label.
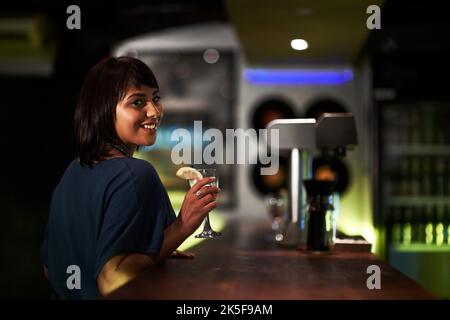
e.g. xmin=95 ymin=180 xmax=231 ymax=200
xmin=94 ymin=161 xmax=172 ymax=278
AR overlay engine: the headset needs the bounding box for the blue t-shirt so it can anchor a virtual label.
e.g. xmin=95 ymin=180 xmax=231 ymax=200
xmin=41 ymin=157 xmax=176 ymax=299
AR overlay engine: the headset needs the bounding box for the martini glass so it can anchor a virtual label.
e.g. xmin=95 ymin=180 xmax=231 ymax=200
xmin=189 ymin=168 xmax=221 ymax=238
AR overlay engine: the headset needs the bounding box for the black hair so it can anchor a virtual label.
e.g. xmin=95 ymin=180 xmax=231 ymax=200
xmin=74 ymin=56 xmax=158 ymax=167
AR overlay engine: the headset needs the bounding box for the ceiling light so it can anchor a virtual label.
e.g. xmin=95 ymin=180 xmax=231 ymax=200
xmin=291 ymin=39 xmax=308 ymax=51
xmin=203 ymin=48 xmax=220 ymax=64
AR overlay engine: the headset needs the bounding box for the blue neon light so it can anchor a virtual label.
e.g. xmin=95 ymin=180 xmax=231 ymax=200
xmin=244 ymin=69 xmax=353 ymax=85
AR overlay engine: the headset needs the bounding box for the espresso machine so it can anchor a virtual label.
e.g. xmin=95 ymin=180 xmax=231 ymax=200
xmin=266 ymin=113 xmax=358 ymax=251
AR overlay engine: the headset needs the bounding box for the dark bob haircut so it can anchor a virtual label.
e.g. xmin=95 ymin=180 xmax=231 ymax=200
xmin=74 ymin=56 xmax=159 ymax=167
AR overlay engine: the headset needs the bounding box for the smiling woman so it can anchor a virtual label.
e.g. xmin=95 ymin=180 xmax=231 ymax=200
xmin=40 ymin=56 xmax=220 ymax=299
xmin=115 ymin=86 xmax=163 ymax=149
xmin=73 ymin=56 xmax=161 ymax=165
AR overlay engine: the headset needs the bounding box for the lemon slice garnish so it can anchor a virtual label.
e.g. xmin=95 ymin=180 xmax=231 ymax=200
xmin=176 ymin=167 xmax=203 ymax=180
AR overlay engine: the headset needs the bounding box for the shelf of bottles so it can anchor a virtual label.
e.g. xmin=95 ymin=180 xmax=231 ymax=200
xmin=381 ymin=101 xmax=450 ymax=248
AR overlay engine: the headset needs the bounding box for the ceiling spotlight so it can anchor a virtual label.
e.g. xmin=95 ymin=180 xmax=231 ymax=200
xmin=291 ymin=39 xmax=308 ymax=51
xmin=203 ymin=48 xmax=220 ymax=64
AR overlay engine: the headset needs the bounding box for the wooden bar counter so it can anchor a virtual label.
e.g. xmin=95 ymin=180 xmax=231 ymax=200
xmin=107 ymin=217 xmax=436 ymax=300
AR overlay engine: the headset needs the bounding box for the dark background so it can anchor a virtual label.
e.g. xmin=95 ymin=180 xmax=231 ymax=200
xmin=1 ymin=0 xmax=449 ymax=298
xmin=0 ymin=0 xmax=228 ymax=299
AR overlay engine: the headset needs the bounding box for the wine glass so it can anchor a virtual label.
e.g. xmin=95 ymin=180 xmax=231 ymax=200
xmin=265 ymin=193 xmax=286 ymax=242
xmin=189 ymin=168 xmax=221 ymax=238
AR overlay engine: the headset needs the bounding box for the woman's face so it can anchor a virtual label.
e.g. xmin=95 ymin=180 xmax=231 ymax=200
xmin=115 ymin=85 xmax=163 ymax=149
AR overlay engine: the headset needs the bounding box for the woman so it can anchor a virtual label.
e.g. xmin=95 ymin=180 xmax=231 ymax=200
xmin=41 ymin=56 xmax=219 ymax=299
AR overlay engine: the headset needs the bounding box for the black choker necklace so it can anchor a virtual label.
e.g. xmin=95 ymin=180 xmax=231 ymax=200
xmin=107 ymin=143 xmax=132 ymax=157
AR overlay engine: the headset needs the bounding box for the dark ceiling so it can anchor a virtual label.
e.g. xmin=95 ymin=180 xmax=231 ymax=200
xmin=1 ymin=0 xmax=448 ymax=66
xmin=226 ymin=0 xmax=384 ymax=66
xmin=1 ymin=0 xmax=449 ymax=93
xmin=366 ymin=1 xmax=450 ymax=97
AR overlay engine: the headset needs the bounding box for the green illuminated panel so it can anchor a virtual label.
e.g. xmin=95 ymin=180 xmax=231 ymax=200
xmin=337 ymin=153 xmax=376 ymax=252
xmin=392 ymin=243 xmax=450 ymax=253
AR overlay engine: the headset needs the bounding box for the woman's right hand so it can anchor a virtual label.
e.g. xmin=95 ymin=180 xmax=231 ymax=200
xmin=177 ymin=177 xmax=220 ymax=236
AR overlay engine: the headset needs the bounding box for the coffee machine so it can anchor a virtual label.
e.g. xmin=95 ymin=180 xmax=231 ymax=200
xmin=266 ymin=113 xmax=358 ymax=251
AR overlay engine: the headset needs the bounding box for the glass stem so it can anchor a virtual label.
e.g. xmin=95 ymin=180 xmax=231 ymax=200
xmin=203 ymin=214 xmax=213 ymax=231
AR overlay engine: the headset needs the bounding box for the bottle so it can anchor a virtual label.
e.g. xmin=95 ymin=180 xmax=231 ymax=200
xmin=432 ymin=206 xmax=438 ymax=245
xmin=435 ymin=106 xmax=446 ymax=145
xmin=444 ymin=206 xmax=450 ymax=245
xmin=400 ymin=109 xmax=410 ymax=145
xmin=425 ymin=206 xmax=438 ymax=245
xmin=446 ymin=160 xmax=450 ymax=196
xmin=412 ymin=206 xmax=426 ymax=244
xmin=435 ymin=157 xmax=446 ymax=196
xmin=406 ymin=156 xmax=413 ymax=196
xmin=436 ymin=129 xmax=446 ymax=145
xmin=391 ymin=206 xmax=404 ymax=245
xmin=409 ymin=111 xmax=421 ymax=145
xmin=423 ymin=104 xmax=434 ymax=144
xmin=435 ymin=205 xmax=445 ymax=246
xmin=402 ymin=206 xmax=412 ymax=245
xmin=410 ymin=156 xmax=421 ymax=196
xmin=391 ymin=157 xmax=401 ymax=196
xmin=430 ymin=156 xmax=437 ymax=196
xmin=303 ymin=180 xmax=336 ymax=252
xmin=421 ymin=157 xmax=432 ymax=196
xmin=399 ymin=156 xmax=410 ymax=196
xmin=418 ymin=107 xmax=426 ymax=144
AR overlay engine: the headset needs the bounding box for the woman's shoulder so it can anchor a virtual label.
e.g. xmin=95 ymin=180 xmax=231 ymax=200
xmin=113 ymin=157 xmax=161 ymax=185
xmin=78 ymin=156 xmax=156 ymax=174
xmin=71 ymin=156 xmax=161 ymax=187
xmin=116 ymin=158 xmax=166 ymax=197
xmin=120 ymin=156 xmax=157 ymax=174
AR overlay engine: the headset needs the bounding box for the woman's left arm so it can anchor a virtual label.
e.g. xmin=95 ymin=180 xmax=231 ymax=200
xmin=97 ymin=219 xmax=188 ymax=296
xmin=97 ymin=177 xmax=218 ymax=296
